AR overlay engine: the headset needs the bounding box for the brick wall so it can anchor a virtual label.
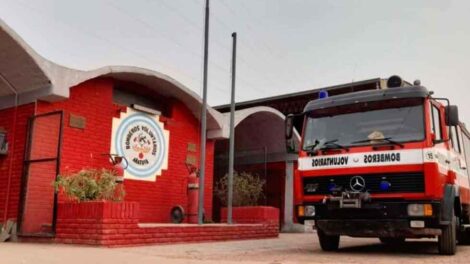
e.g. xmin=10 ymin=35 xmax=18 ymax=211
xmin=21 ymin=113 xmax=62 ymax=233
xmin=56 ymin=202 xmax=278 ymax=247
xmin=37 ymin=78 xmax=116 ymax=172
xmin=56 ymin=201 xmax=140 ymax=245
xmin=36 ymin=78 xmax=215 ymax=223
xmin=0 ymin=103 xmax=35 ymax=221
xmin=213 ymin=161 xmax=285 ymax=224
xmin=220 ymin=206 xmax=280 ymax=224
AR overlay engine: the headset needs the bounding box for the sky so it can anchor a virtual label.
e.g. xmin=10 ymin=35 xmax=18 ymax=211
xmin=1 ymin=0 xmax=470 ymax=120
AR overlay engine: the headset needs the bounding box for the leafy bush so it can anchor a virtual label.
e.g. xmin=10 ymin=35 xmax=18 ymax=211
xmin=215 ymin=171 xmax=266 ymax=207
xmin=54 ymin=169 xmax=125 ymax=202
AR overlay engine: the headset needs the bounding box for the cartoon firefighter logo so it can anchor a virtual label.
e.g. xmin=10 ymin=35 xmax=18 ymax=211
xmin=113 ymin=110 xmax=169 ymax=181
xmin=131 ymin=132 xmax=153 ymax=163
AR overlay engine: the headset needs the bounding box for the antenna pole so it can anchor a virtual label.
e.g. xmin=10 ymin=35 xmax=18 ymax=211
xmin=198 ymin=0 xmax=210 ymax=225
xmin=227 ymin=32 xmax=237 ymax=224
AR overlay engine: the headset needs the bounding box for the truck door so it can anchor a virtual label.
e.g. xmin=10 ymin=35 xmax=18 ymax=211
xmin=456 ymin=126 xmax=470 ymax=189
xmin=449 ymin=124 xmax=468 ymax=189
xmin=430 ymin=102 xmax=450 ymax=174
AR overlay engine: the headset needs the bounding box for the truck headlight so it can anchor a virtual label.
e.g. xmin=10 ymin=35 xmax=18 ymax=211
xmin=304 ymin=205 xmax=316 ymax=217
xmin=407 ymin=204 xmax=433 ymax=216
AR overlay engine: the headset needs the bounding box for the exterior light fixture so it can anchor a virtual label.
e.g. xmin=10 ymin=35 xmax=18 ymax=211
xmin=0 ymin=129 xmax=7 ymax=155
xmin=131 ymin=104 xmax=161 ymax=115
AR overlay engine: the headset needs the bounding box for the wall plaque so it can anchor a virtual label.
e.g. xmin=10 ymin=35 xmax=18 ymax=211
xmin=186 ymin=155 xmax=197 ymax=166
xmin=69 ymin=114 xmax=86 ymax=129
xmin=187 ymin=143 xmax=197 ymax=152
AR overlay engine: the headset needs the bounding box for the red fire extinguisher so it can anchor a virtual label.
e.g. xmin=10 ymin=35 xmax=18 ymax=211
xmin=104 ymin=154 xmax=128 ymax=183
xmin=186 ymin=163 xmax=199 ymax=224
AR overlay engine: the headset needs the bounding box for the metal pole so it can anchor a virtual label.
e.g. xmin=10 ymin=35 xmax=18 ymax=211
xmin=198 ymin=0 xmax=210 ymax=225
xmin=227 ymin=32 xmax=237 ymax=224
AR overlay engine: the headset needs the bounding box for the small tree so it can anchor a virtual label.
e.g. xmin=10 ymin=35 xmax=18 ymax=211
xmin=54 ymin=169 xmax=125 ymax=202
xmin=215 ymin=171 xmax=266 ymax=207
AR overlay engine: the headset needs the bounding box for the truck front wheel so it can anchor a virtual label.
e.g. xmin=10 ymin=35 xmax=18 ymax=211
xmin=438 ymin=214 xmax=457 ymax=255
xmin=317 ymin=228 xmax=340 ymax=251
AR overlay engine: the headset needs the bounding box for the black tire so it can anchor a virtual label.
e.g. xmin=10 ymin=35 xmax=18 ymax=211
xmin=459 ymin=231 xmax=470 ymax=245
xmin=317 ymin=228 xmax=340 ymax=251
xmin=457 ymin=216 xmax=470 ymax=245
xmin=379 ymin=237 xmax=405 ymax=245
xmin=438 ymin=214 xmax=457 ymax=255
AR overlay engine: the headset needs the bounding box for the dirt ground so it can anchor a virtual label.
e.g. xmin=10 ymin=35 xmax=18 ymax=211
xmin=1 ymin=233 xmax=470 ymax=264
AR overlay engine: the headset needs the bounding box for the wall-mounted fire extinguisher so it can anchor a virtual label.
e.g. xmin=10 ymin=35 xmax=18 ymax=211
xmin=186 ymin=163 xmax=200 ymax=224
xmin=103 ymin=153 xmax=128 ymax=183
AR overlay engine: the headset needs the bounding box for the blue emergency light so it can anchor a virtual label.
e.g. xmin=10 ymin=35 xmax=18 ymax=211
xmin=318 ymin=90 xmax=329 ymax=99
xmin=327 ymin=182 xmax=336 ymax=192
xmin=379 ymin=180 xmax=391 ymax=191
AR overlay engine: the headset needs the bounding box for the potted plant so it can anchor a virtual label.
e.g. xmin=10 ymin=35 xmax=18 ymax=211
xmin=54 ymin=169 xmax=136 ymax=221
xmin=54 ymin=169 xmax=125 ymax=202
xmin=216 ymin=171 xmax=277 ymax=223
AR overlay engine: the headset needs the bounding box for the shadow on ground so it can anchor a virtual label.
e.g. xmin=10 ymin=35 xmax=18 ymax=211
xmin=337 ymin=240 xmax=438 ymax=255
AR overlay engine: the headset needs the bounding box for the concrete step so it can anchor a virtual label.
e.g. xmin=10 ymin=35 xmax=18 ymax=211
xmin=0 ymin=220 xmax=14 ymax=242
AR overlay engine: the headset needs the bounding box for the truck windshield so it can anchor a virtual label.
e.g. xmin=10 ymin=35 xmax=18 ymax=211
xmin=302 ymin=98 xmax=425 ymax=150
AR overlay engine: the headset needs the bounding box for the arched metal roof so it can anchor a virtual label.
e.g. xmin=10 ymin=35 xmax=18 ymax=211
xmin=0 ymin=18 xmax=224 ymax=131
xmin=209 ymin=106 xmax=300 ymax=142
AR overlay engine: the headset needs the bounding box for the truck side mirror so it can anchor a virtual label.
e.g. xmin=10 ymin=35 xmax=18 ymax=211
xmin=445 ymin=105 xmax=459 ymax=126
xmin=285 ymin=114 xmax=294 ymax=139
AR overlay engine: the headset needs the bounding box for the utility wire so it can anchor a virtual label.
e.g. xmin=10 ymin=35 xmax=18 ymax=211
xmin=108 ymin=0 xmax=270 ymax=100
xmin=191 ymin=0 xmax=280 ymax=95
xmin=219 ymin=0 xmax=313 ymax=95
xmin=14 ymin=0 xmax=272 ymax=103
xmin=104 ymin=0 xmax=235 ymax=94
xmin=159 ymin=0 xmax=277 ymax=97
xmin=13 ymin=0 xmax=244 ymax=105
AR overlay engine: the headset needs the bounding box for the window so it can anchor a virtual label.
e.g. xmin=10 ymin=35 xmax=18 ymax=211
xmin=457 ymin=126 xmax=465 ymax=155
xmin=461 ymin=130 xmax=470 ymax=178
xmin=450 ymin=126 xmax=461 ymax=153
xmin=431 ymin=104 xmax=442 ymax=140
xmin=302 ymin=98 xmax=425 ymax=149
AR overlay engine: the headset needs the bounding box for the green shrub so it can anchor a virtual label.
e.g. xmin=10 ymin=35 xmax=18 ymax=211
xmin=54 ymin=169 xmax=125 ymax=202
xmin=215 ymin=171 xmax=266 ymax=207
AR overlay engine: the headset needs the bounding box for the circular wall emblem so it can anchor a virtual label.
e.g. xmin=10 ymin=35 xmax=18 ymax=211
xmin=115 ymin=113 xmax=166 ymax=178
xmin=350 ymin=176 xmax=366 ymax=192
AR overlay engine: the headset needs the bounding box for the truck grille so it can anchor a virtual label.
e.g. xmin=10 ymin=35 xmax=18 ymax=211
xmin=303 ymin=172 xmax=425 ymax=195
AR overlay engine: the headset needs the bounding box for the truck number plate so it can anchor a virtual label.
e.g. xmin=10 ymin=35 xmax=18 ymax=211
xmin=340 ymin=198 xmax=361 ymax=208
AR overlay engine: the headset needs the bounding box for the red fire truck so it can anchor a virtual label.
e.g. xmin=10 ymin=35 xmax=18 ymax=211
xmin=286 ymin=76 xmax=470 ymax=255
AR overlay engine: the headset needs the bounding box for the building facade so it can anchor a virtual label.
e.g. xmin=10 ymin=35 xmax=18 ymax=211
xmin=0 ymin=18 xmax=392 ymax=238
xmin=0 ymin=18 xmax=228 ymax=236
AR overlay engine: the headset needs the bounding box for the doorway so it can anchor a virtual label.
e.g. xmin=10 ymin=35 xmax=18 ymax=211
xmin=18 ymin=111 xmax=63 ymax=236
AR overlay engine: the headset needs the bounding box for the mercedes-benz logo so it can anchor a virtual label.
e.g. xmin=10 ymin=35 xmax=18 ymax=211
xmin=350 ymin=176 xmax=366 ymax=192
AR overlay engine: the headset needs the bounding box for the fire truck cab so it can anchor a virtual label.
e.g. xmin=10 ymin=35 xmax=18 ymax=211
xmin=286 ymin=76 xmax=470 ymax=255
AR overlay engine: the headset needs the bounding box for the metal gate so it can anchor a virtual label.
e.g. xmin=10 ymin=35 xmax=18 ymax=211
xmin=18 ymin=111 xmax=63 ymax=236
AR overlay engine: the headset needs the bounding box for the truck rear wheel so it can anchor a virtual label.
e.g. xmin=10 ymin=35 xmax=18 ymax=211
xmin=459 ymin=230 xmax=470 ymax=245
xmin=457 ymin=216 xmax=470 ymax=245
xmin=317 ymin=228 xmax=340 ymax=251
xmin=438 ymin=214 xmax=457 ymax=255
xmin=379 ymin=237 xmax=405 ymax=245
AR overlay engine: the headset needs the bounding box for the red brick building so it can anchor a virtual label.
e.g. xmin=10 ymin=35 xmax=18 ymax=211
xmin=0 ymin=18 xmax=227 ymax=237
xmin=0 ymin=18 xmax=387 ymax=240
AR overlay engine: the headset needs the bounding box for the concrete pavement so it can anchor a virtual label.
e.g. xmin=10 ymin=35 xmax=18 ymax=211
xmin=1 ymin=233 xmax=470 ymax=264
